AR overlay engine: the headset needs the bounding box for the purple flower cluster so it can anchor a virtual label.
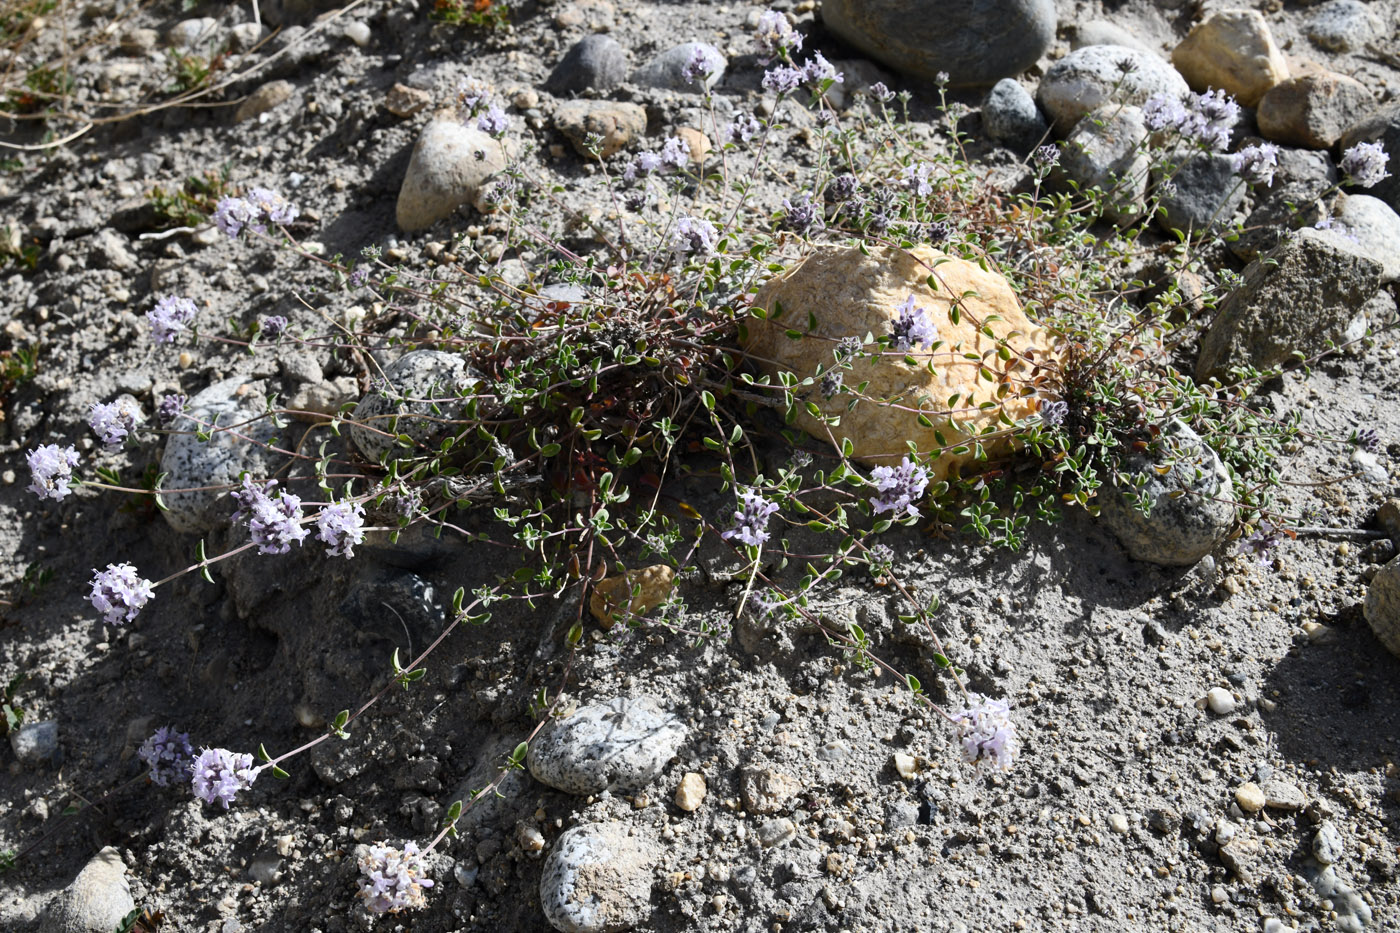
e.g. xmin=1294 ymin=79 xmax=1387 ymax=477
xmin=1142 ymin=89 xmax=1239 ymax=152
xmin=456 ymin=76 xmax=490 ymax=111
xmin=762 ymin=64 xmax=802 ymax=95
xmin=1032 ymin=144 xmax=1060 ymax=168
xmin=802 ymin=51 xmax=842 ymax=86
xmin=681 ymin=45 xmax=721 ymax=87
xmin=1231 ymin=143 xmax=1280 ymax=187
xmin=721 ymin=112 xmax=763 ymax=146
xmin=950 ymin=694 xmax=1017 ymax=773
xmin=476 ymin=103 xmax=509 ymax=137
xmin=670 ymin=216 xmax=719 ymax=257
xmin=722 ymin=490 xmax=780 ymax=546
xmin=1340 ymin=141 xmax=1391 ymax=189
xmin=889 ymin=295 xmax=937 ymax=353
xmin=755 ymin=9 xmax=802 ymax=60
xmin=89 ymin=399 xmax=140 ymax=447
xmin=826 ymin=174 xmax=858 ymax=201
xmin=260 ymin=315 xmax=288 ymax=339
xmin=357 ymin=841 xmax=435 ymax=915
xmin=1240 ymin=520 xmax=1282 ymax=570
xmin=867 ymin=81 xmax=894 ymax=103
xmin=146 ymin=295 xmax=198 ymax=344
xmin=781 ymin=193 xmax=822 ymax=235
xmin=231 ymin=477 xmax=308 ymax=555
xmin=660 ymin=136 xmax=691 ymax=169
xmin=138 ymin=726 xmax=193 ymax=787
xmin=26 ymin=443 xmax=79 ymax=501
xmin=191 ymin=747 xmax=260 ymax=809
xmin=869 ymin=456 xmax=930 ymax=519
xmin=88 ymin=562 xmax=154 ymax=626
xmin=1039 ymin=398 xmax=1069 ymax=427
xmin=212 ymin=188 xmax=298 ymax=238
xmin=902 ymin=162 xmax=933 ymax=197
xmin=155 ymin=393 xmax=187 ymax=428
xmin=316 ymin=501 xmax=367 ymax=558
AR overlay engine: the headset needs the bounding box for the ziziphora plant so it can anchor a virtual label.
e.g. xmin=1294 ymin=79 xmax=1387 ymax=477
xmin=10 ymin=8 xmax=1393 ymax=917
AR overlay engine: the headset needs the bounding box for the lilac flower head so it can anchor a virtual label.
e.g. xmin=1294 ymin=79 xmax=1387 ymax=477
xmin=755 ymin=10 xmax=802 ymax=60
xmin=1185 ymin=89 xmax=1239 ymax=151
xmin=457 ymin=76 xmax=491 ymax=111
xmin=231 ymin=476 xmax=309 ymax=555
xmin=247 ymin=187 xmax=298 ymax=226
xmin=476 ymin=103 xmax=509 ymax=137
xmin=682 ymin=45 xmax=718 ymax=86
xmin=826 ymin=173 xmax=858 ymax=201
xmin=950 ymin=693 xmax=1017 ymax=773
xmin=1340 ymin=141 xmax=1391 ymax=189
xmin=801 ymin=51 xmax=842 ymax=85
xmin=147 ymin=295 xmax=198 ymax=344
xmin=889 ymin=295 xmax=937 ymax=352
xmin=139 ymin=726 xmax=193 ymax=787
xmin=348 ymin=265 xmax=370 ymax=288
xmin=191 ymin=747 xmax=260 ymax=809
xmin=820 ymin=370 xmax=843 ymax=398
xmin=721 ymin=489 xmax=780 ymax=547
xmin=88 ymin=562 xmax=154 ymax=626
xmin=1033 ymin=144 xmax=1060 ymax=168
xmin=902 ymin=162 xmax=933 ymax=197
xmin=26 ymin=444 xmax=79 ymax=501
xmin=781 ymin=193 xmax=822 ymax=235
xmin=260 ymin=314 xmax=288 ymax=339
xmin=316 ymin=500 xmax=367 ymax=558
xmin=834 ymin=336 xmax=864 ymax=362
xmin=669 ymin=216 xmax=719 ymax=257
xmin=1355 ymin=427 xmax=1381 ymax=453
xmin=869 ymin=456 xmax=930 ymax=518
xmin=1142 ymin=93 xmax=1189 ymax=133
xmin=1232 ymin=143 xmax=1280 ymax=187
xmin=212 ymin=196 xmax=258 ymax=238
xmin=89 ymin=399 xmax=140 ymax=447
xmin=660 ymin=136 xmax=691 ymax=170
xmin=762 ymin=64 xmax=803 ymax=95
xmin=867 ymin=81 xmax=894 ymax=103
xmin=155 ymin=393 xmax=187 ymax=428
xmin=924 ymin=219 xmax=953 ymax=244
xmin=1240 ymin=520 xmax=1282 ymax=570
xmin=722 ymin=112 xmax=763 ymax=145
xmin=357 ymin=841 xmax=435 ymax=915
xmin=1039 ymin=398 xmax=1069 ymax=427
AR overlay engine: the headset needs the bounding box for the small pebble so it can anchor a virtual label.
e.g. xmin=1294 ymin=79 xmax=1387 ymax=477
xmin=892 ymin=753 xmax=919 ymax=779
xmin=1313 ymin=821 xmax=1345 ymax=864
xmin=1211 ymin=885 xmax=1228 ymax=904
xmin=1236 ymin=782 xmax=1267 ymax=813
xmin=757 ymin=818 xmax=796 ymax=848
xmin=1206 ymin=687 xmax=1238 ymax=715
xmin=674 ymin=772 xmax=707 ymax=812
xmin=1108 ymin=813 xmax=1129 ymax=834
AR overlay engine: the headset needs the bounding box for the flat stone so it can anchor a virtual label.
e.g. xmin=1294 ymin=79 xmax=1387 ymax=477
xmin=1263 ymin=780 xmax=1307 ymax=811
xmin=1235 ymin=782 xmax=1266 ymax=813
xmin=396 ymin=119 xmax=509 ymax=231
xmin=757 ymin=817 xmax=797 ymax=848
xmin=1038 ymin=45 xmax=1189 ymax=134
xmin=743 ymin=244 xmax=1053 ymax=480
xmin=40 ymin=847 xmax=134 ymax=933
xmin=674 ymin=772 xmax=706 ymax=812
xmin=822 ymin=0 xmax=1055 ymax=88
xmin=1257 ymin=72 xmax=1375 ymax=149
xmin=235 ymin=80 xmax=295 ymax=123
xmin=10 ymin=720 xmax=59 ymax=765
xmin=540 ymin=823 xmax=654 ymax=933
xmin=554 ymin=100 xmax=646 ymax=159
xmin=1196 ymin=227 xmax=1383 ymax=380
xmin=527 ymin=696 xmax=686 ymax=795
xmin=1058 ymin=105 xmax=1151 ymax=225
xmin=1070 ymin=19 xmax=1151 ymax=53
xmin=1099 ymin=421 xmax=1236 ymax=567
xmin=160 ymin=378 xmax=285 ymax=535
xmin=629 ymin=41 xmax=725 ymax=93
xmin=739 ymin=767 xmax=800 ymax=814
xmin=349 ymin=350 xmax=476 ymax=463
xmin=1313 ymin=821 xmax=1345 ymax=864
xmin=547 ymin=35 xmax=629 ymax=95
xmin=384 ymin=83 xmax=432 ymax=118
xmin=1155 ymin=151 xmax=1249 ymax=235
xmin=1107 ymin=812 xmax=1130 ymax=833
xmin=1306 ymin=0 xmax=1379 ymax=53
xmin=1206 ymin=686 xmax=1239 ymax=715
xmin=1170 ymin=9 xmax=1288 ymax=107
xmin=982 ymin=79 xmax=1049 ymax=152
xmin=167 ymin=17 xmax=218 ymax=50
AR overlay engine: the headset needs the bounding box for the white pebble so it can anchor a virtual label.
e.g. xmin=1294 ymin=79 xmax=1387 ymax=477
xmin=1108 ymin=813 xmax=1129 ymax=834
xmin=343 ymin=21 xmax=371 ymax=47
xmin=1206 ymin=687 xmax=1238 ymax=715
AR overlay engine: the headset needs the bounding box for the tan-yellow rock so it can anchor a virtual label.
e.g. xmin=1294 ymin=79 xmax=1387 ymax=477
xmin=396 ymin=118 xmax=509 ymax=231
xmin=1170 ymin=10 xmax=1288 ymax=107
xmin=384 ymin=82 xmax=432 ymax=118
xmin=674 ymin=127 xmax=712 ymax=165
xmin=554 ymin=100 xmax=646 ymax=159
xmin=235 ymin=79 xmax=294 ymax=123
xmin=1257 ymin=72 xmax=1375 ymax=149
xmin=674 ymin=772 xmax=707 ymax=811
xmin=1235 ymin=781 xmax=1267 ymax=813
xmin=744 ymin=244 xmax=1051 ymax=481
xmin=589 ymin=564 xmax=676 ymax=626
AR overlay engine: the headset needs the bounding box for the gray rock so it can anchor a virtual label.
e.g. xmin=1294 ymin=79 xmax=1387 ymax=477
xmin=167 ymin=17 xmax=219 ymax=50
xmin=757 ymin=817 xmax=797 ymax=848
xmin=822 ymin=0 xmax=1054 ymax=88
xmin=1228 ymin=147 xmax=1338 ymax=262
xmin=396 ymin=120 xmax=509 ymax=232
xmin=1099 ymin=421 xmax=1235 ymax=567
xmin=554 ymin=100 xmax=647 ymax=159
xmin=1365 ymin=555 xmax=1400 ymax=657
xmin=540 ymin=823 xmax=653 ymax=933
xmin=40 ymin=847 xmax=135 ymax=933
xmin=87 ymin=229 xmax=138 ymax=272
xmin=982 ymin=79 xmax=1048 ymax=151
xmin=1313 ymin=822 xmax=1345 ymax=865
xmin=349 ymin=350 xmax=475 ymax=463
xmin=527 ymin=695 xmax=686 ymax=795
xmin=629 ymin=41 xmax=725 ymax=93
xmin=10 ymin=720 xmax=59 ymax=765
xmin=1070 ymin=19 xmax=1152 ymax=53
xmin=339 ymin=570 xmax=443 ymax=634
xmin=1056 ymin=105 xmax=1151 ymax=225
xmin=1313 ymin=865 xmax=1373 ymax=931
xmin=228 ymin=22 xmax=267 ymax=52
xmin=1197 ymin=228 xmax=1384 ymax=380
xmin=1038 ymin=45 xmax=1189 ymax=134
xmin=160 ymin=378 xmax=285 ymax=535
xmin=1341 ymin=103 xmax=1400 ymax=214
xmin=547 ymin=35 xmax=628 ymax=95
xmin=1325 ymin=194 xmax=1400 ymax=283
xmin=1257 ymin=72 xmax=1374 ymax=150
xmin=1154 ymin=152 xmax=1248 ymax=236
xmin=1306 ymin=0 xmax=1378 ymax=53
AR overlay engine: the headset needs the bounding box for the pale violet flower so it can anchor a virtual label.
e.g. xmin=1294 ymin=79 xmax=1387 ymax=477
xmin=1231 ymin=143 xmax=1280 ymax=187
xmin=88 ymin=562 xmax=154 ymax=625
xmin=869 ymin=456 xmax=930 ymax=518
xmin=721 ymin=490 xmax=780 ymax=546
xmin=755 ymin=10 xmax=802 ymax=60
xmin=669 ymin=216 xmax=719 ymax=257
xmin=357 ymin=841 xmax=435 ymax=915
xmin=146 ymin=295 xmax=198 ymax=343
xmin=26 ymin=443 xmax=79 ymax=501
xmin=191 ymin=747 xmax=260 ymax=808
xmin=950 ymin=694 xmax=1017 ymax=773
xmin=1340 ymin=141 xmax=1391 ymax=189
xmin=316 ymin=501 xmax=367 ymax=558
